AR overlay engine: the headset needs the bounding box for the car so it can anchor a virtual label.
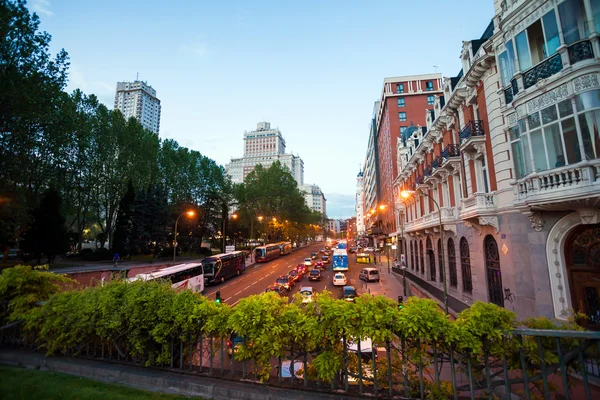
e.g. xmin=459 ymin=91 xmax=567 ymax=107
xmin=325 ymin=246 xmax=331 ymax=251
xmin=276 ymin=275 xmax=295 ymax=291
xmin=324 ymin=250 xmax=330 ymax=256
xmin=308 ymin=269 xmax=321 ymax=281
xmin=227 ymin=333 xmax=245 ymax=355
xmin=342 ymin=286 xmax=358 ymax=302
xmin=295 ymin=264 xmax=307 ymax=276
xmin=319 ymin=248 xmax=325 ymax=253
xmin=266 ymin=284 xmax=286 ymax=295
xmin=0 ymin=248 xmax=20 ymax=261
xmin=321 ymin=255 xmax=330 ymax=264
xmin=314 ymin=261 xmax=325 ymax=269
xmin=333 ymin=273 xmax=347 ymax=286
xmin=303 ymin=258 xmax=313 ymax=267
xmin=299 ymin=287 xmax=314 ymax=303
xmin=359 ymin=267 xmax=380 ymax=282
xmin=288 ymin=269 xmax=301 ymax=282
xmin=310 ymin=252 xmax=318 ymax=260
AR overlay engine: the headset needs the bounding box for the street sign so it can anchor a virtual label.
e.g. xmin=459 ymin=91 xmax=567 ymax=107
xmin=225 ymin=245 xmax=235 ymax=253
xmin=391 ymin=245 xmax=397 ymax=250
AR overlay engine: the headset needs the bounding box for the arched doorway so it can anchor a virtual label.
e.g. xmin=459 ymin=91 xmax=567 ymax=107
xmin=484 ymin=235 xmax=504 ymax=307
xmin=565 ymin=224 xmax=600 ymax=328
xmin=426 ymin=237 xmax=436 ymax=281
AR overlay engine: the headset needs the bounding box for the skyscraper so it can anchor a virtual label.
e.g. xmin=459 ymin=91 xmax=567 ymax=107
xmin=114 ymin=80 xmax=161 ymax=134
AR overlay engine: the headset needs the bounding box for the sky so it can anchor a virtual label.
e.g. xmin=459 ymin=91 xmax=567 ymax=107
xmin=29 ymin=0 xmax=494 ymax=219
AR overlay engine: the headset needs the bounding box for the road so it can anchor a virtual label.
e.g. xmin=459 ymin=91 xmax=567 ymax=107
xmin=203 ymin=242 xmax=381 ymax=305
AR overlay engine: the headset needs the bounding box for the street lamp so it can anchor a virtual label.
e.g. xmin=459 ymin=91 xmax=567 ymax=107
xmin=222 ymin=213 xmax=238 ymax=253
xmin=401 ymin=190 xmax=448 ymax=315
xmin=174 ymin=210 xmax=195 ymax=263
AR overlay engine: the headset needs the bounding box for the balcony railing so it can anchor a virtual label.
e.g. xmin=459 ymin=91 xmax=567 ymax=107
xmin=568 ymin=39 xmax=594 ymax=65
xmin=431 ymin=156 xmax=443 ymax=169
xmin=514 ymin=160 xmax=600 ymax=208
xmin=441 ymin=144 xmax=460 ymax=160
xmin=511 ymin=77 xmax=519 ymax=96
xmin=523 ymin=53 xmax=563 ymax=89
xmin=416 ymin=175 xmax=424 ymax=185
xmin=424 ymin=166 xmax=432 ymax=177
xmin=459 ymin=120 xmax=485 ymax=143
xmin=459 ymin=192 xmax=497 ymax=220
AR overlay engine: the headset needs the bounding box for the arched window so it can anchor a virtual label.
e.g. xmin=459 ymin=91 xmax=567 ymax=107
xmin=410 ymin=241 xmax=415 ymax=270
xmin=437 ymin=239 xmax=444 ymax=283
xmin=448 ymin=238 xmax=458 ymax=288
xmin=460 ymin=237 xmax=473 ymax=293
xmin=419 ymin=240 xmax=425 ymax=275
xmin=485 ymin=235 xmax=504 ymax=307
xmin=427 ymin=237 xmax=436 ymax=281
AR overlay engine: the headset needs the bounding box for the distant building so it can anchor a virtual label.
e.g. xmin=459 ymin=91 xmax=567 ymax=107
xmin=356 ymin=170 xmax=365 ymax=236
xmin=114 ymin=80 xmax=161 ymax=134
xmin=301 ymin=184 xmax=326 ymax=216
xmin=226 ymin=122 xmax=304 ymax=185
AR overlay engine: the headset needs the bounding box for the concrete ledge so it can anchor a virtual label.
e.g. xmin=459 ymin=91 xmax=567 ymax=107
xmin=0 ymin=348 xmax=366 ymax=400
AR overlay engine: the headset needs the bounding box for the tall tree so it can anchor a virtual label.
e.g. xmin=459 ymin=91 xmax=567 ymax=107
xmin=112 ymin=180 xmax=135 ymax=256
xmin=21 ymin=188 xmax=70 ymax=264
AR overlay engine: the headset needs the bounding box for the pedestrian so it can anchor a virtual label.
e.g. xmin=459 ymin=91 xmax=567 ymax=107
xmin=113 ymin=252 xmax=120 ymax=267
xmin=373 ymin=254 xmax=377 ymax=265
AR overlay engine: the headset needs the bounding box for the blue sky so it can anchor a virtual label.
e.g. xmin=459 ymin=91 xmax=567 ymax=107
xmin=30 ymin=0 xmax=494 ymax=219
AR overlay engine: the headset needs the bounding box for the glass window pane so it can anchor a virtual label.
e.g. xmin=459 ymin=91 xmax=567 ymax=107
xmin=518 ymin=118 xmax=527 ymax=134
xmin=530 ymin=129 xmax=548 ymax=171
xmin=578 ymin=109 xmax=600 ymax=160
xmin=528 ymin=112 xmax=541 ymax=129
xmin=521 ymin=135 xmax=533 ymax=176
xmin=575 ymin=89 xmax=600 ymax=111
xmin=559 ymin=0 xmax=585 ymax=45
xmin=559 ymin=99 xmax=574 ymax=117
xmin=544 ymin=123 xmax=566 ymax=167
xmin=543 ymin=10 xmax=560 ymax=56
xmin=498 ymin=51 xmax=511 ymax=87
xmin=515 ymin=30 xmax=532 ymax=70
xmin=510 ymin=125 xmax=520 ymax=141
xmin=512 ymin=141 xmax=528 ymax=178
xmin=506 ymin=40 xmax=516 ymax=78
xmin=562 ymin=117 xmax=582 ymax=164
xmin=541 ymin=105 xmax=558 ymax=124
xmin=592 ymin=0 xmax=600 ymax=34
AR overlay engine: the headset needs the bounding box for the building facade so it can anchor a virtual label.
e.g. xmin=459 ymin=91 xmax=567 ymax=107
xmin=363 ymin=101 xmax=381 ymax=239
xmin=226 ymin=122 xmax=304 ymax=185
xmin=375 ymin=74 xmax=444 ymax=241
xmin=390 ymin=0 xmax=600 ymax=323
xmin=301 ymin=184 xmax=327 ymax=217
xmin=114 ymin=80 xmax=161 ymax=134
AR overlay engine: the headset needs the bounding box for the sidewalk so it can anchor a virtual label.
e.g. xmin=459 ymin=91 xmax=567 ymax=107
xmin=358 ymin=254 xmax=408 ymax=300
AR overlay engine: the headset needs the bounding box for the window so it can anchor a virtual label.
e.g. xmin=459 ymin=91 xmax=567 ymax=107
xmin=400 ymin=126 xmax=407 ymax=135
xmin=397 ymin=97 xmax=405 ymax=107
xmin=410 ymin=241 xmax=414 ymax=270
xmin=485 ymin=235 xmax=504 ymax=307
xmin=399 ymin=112 xmax=407 ymax=122
xmin=427 ymin=95 xmax=435 ymax=105
xmin=427 ymin=237 xmax=436 ymax=281
xmin=559 ymin=0 xmax=589 ymax=45
xmin=448 ymin=238 xmax=458 ymax=288
xmin=426 ymin=81 xmax=434 ymax=91
xmin=438 ymin=239 xmax=444 ymax=283
xmin=460 ymin=237 xmax=473 ymax=293
xmin=499 ymin=41 xmax=517 ymax=87
xmin=396 ymin=83 xmax=404 ymax=94
xmin=480 ymin=157 xmax=490 ymax=193
xmin=419 ymin=240 xmax=424 ymax=275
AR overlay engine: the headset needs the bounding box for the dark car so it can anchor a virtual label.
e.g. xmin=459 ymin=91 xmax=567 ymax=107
xmin=308 ymin=269 xmax=321 ymax=281
xmin=342 ymin=286 xmax=358 ymax=302
xmin=310 ymin=252 xmax=318 ymax=260
xmin=276 ymin=275 xmax=295 ymax=291
xmin=288 ymin=270 xmax=300 ymax=282
xmin=266 ymin=285 xmax=286 ymax=295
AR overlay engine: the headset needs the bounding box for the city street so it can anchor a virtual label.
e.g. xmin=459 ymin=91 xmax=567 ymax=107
xmin=202 ymin=243 xmax=403 ymax=305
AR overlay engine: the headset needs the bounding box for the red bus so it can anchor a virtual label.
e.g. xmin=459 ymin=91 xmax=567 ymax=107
xmin=254 ymin=244 xmax=280 ymax=262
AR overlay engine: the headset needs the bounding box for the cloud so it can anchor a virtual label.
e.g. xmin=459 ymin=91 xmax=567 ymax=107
xmin=178 ymin=42 xmax=208 ymax=58
xmin=66 ymin=66 xmax=115 ymax=107
xmin=324 ymin=193 xmax=356 ymax=219
xmin=32 ymin=0 xmax=54 ymax=17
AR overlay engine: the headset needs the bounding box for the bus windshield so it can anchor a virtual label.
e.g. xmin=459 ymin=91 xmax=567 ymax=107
xmin=203 ymin=261 xmax=216 ymax=275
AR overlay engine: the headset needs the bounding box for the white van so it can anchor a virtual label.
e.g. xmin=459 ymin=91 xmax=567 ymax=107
xmin=359 ymin=267 xmax=380 ymax=283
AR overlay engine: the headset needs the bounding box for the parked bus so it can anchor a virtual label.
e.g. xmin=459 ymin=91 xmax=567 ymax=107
xmin=254 ymin=244 xmax=281 ymax=262
xmin=202 ymin=251 xmax=246 ymax=284
xmin=277 ymin=242 xmax=293 ymax=255
xmin=129 ymin=263 xmax=204 ymax=293
xmin=332 ymin=249 xmax=349 ymax=271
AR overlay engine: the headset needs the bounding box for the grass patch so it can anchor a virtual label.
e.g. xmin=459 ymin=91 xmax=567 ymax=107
xmin=0 ymin=365 xmax=195 ymax=399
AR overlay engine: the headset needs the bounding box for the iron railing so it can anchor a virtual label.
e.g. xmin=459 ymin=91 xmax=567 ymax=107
xmin=569 ymin=39 xmax=594 ymax=65
xmin=459 ymin=120 xmax=485 ymax=143
xmin=2 ymin=318 xmax=599 ymax=399
xmin=441 ymin=144 xmax=460 ymax=160
xmin=431 ymin=156 xmax=443 ymax=169
xmin=504 ymin=86 xmax=514 ymax=104
xmin=523 ymin=53 xmax=563 ymax=89
xmin=416 ymin=175 xmax=424 ymax=185
xmin=511 ymin=77 xmax=519 ymax=96
xmin=424 ymin=166 xmax=432 ymax=177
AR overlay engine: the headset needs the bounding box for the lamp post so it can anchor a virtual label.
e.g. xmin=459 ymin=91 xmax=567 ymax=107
xmin=401 ymin=190 xmax=448 ymax=315
xmin=174 ymin=210 xmax=195 ymax=263
xmin=222 ymin=213 xmax=238 ymax=253
xmin=393 ymin=205 xmax=407 ymax=296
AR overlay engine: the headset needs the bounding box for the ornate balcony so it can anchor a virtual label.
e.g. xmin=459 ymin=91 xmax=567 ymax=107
xmin=424 ymin=166 xmax=432 ymax=177
xmin=404 ymin=207 xmax=459 ymax=234
xmin=441 ymin=144 xmax=460 ymax=160
xmin=504 ymin=86 xmax=514 ymax=104
xmin=459 ymin=192 xmax=499 ymax=233
xmin=459 ymin=120 xmax=486 ymax=156
xmin=568 ymin=39 xmax=594 ymax=65
xmin=513 ymin=160 xmax=600 ymax=211
xmin=523 ymin=53 xmax=563 ymax=89
xmin=431 ymin=156 xmax=442 ymax=169
xmin=511 ymin=77 xmax=519 ymax=96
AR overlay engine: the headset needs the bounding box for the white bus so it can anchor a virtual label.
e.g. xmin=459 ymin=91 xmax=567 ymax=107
xmin=129 ymin=263 xmax=204 ymax=293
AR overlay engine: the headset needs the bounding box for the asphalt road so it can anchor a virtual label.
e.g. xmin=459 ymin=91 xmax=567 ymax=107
xmin=203 ymin=242 xmax=369 ymax=305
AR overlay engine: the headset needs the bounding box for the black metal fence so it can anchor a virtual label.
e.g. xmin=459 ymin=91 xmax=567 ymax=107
xmin=2 ymin=317 xmax=599 ymax=399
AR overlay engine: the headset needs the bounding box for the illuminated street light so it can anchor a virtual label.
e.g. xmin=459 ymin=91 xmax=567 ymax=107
xmin=174 ymin=210 xmax=195 ymax=262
